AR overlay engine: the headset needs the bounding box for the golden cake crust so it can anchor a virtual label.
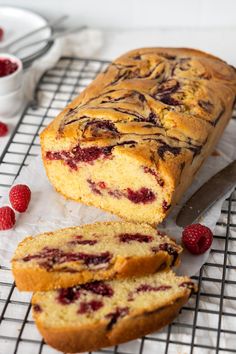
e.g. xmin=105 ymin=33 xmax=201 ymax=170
xmin=32 ymin=270 xmax=195 ymax=353
xmin=34 ymin=296 xmax=188 ymax=353
xmin=40 ymin=48 xmax=236 ymax=224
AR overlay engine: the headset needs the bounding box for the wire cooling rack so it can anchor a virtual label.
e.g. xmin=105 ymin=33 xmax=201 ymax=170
xmin=0 ymin=57 xmax=236 ymax=354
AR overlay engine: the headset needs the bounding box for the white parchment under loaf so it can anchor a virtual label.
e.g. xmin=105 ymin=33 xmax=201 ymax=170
xmin=0 ymin=112 xmax=235 ymax=275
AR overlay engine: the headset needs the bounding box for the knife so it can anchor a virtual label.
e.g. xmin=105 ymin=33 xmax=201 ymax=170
xmin=176 ymin=160 xmax=236 ymax=227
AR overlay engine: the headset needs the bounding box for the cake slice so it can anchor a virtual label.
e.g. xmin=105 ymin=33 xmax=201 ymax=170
xmin=32 ymin=270 xmax=196 ymax=353
xmin=12 ymin=221 xmax=182 ymax=291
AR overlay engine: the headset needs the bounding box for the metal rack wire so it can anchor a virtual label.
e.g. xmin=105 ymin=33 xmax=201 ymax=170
xmin=0 ymin=57 xmax=236 ymax=354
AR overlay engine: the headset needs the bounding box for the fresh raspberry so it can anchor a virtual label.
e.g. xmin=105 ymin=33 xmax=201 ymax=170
xmin=9 ymin=184 xmax=31 ymax=213
xmin=0 ymin=28 xmax=4 ymax=41
xmin=0 ymin=121 xmax=8 ymax=137
xmin=0 ymin=206 xmax=15 ymax=230
xmin=182 ymin=223 xmax=213 ymax=255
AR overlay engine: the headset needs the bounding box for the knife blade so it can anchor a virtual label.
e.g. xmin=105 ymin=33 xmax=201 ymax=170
xmin=176 ymin=160 xmax=236 ymax=227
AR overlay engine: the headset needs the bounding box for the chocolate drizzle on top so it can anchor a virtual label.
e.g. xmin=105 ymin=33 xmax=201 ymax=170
xmin=211 ymin=108 xmax=225 ymax=127
xmin=159 ymin=95 xmax=180 ymax=106
xmin=153 ymin=79 xmax=181 ymax=106
xmin=188 ymin=144 xmax=202 ymax=158
xmin=157 ymin=143 xmax=181 ymax=160
xmin=158 ymin=53 xmax=176 ymax=60
xmin=82 ymin=120 xmax=119 ymax=138
xmin=178 ymin=57 xmax=191 ymax=71
xmin=65 ymin=107 xmax=78 ymax=118
xmin=52 ymin=48 xmax=232 ymax=174
xmin=198 ymin=100 xmax=214 ymax=113
xmin=156 ymin=79 xmax=180 ymax=97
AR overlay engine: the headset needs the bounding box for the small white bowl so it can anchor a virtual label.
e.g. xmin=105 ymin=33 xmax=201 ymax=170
xmin=0 ymin=86 xmax=24 ymax=117
xmin=0 ymin=53 xmax=23 ymax=95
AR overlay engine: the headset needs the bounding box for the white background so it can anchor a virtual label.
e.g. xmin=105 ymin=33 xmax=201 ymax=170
xmin=0 ymin=0 xmax=236 ymax=29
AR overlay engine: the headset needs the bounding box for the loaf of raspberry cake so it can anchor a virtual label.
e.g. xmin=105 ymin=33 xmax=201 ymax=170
xmin=12 ymin=221 xmax=182 ymax=291
xmin=32 ymin=271 xmax=196 ymax=353
xmin=40 ymin=48 xmax=236 ymax=224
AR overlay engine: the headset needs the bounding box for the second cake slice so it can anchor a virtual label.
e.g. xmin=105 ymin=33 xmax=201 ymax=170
xmin=32 ymin=271 xmax=196 ymax=353
xmin=12 ymin=221 xmax=182 ymax=291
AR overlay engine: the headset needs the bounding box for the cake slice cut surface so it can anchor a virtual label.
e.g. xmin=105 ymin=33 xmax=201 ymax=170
xmin=32 ymin=270 xmax=196 ymax=353
xmin=12 ymin=221 xmax=182 ymax=291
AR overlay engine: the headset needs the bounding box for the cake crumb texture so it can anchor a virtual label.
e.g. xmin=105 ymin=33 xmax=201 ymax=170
xmin=32 ymin=270 xmax=196 ymax=353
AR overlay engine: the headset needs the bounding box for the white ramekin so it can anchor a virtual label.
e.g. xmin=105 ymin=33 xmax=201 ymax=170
xmin=0 ymin=87 xmax=24 ymax=117
xmin=0 ymin=53 xmax=23 ymax=95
